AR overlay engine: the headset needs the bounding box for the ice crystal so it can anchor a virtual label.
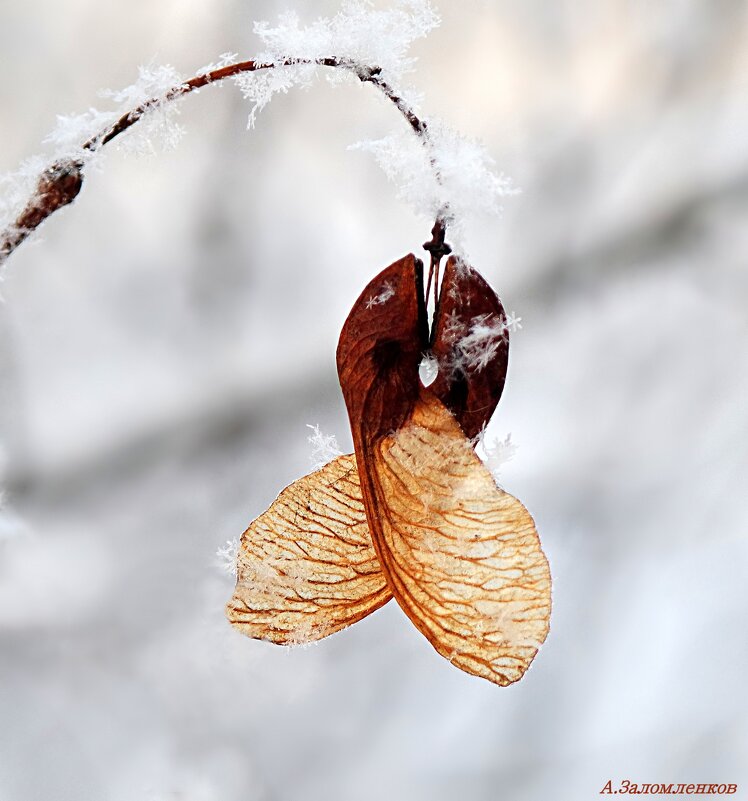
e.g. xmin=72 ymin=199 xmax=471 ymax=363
xmin=306 ymin=424 xmax=343 ymax=469
xmin=456 ymin=314 xmax=511 ymax=372
xmin=351 ymin=119 xmax=518 ymax=245
xmin=0 ymin=63 xmax=187 ymax=251
xmin=233 ymin=1 xmax=438 ymax=127
xmin=254 ymin=1 xmax=439 ymax=81
xmin=365 ymin=280 xmax=395 ymax=308
xmin=197 ymin=52 xmax=239 ymax=78
xmin=0 ymin=155 xmax=48 ymax=242
xmin=435 ymin=308 xmax=514 ymax=377
xmin=216 ymin=538 xmax=240 ymax=577
xmin=233 ymin=66 xmax=308 ymax=129
xmin=1 ymin=0 xmax=512 ymax=275
xmin=474 ymin=431 xmax=518 ymax=484
xmin=43 ymin=63 xmax=188 ymax=158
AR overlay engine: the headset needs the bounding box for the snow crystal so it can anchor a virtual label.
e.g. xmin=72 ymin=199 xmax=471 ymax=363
xmin=436 ymin=308 xmax=512 ymax=376
xmin=2 ymin=0 xmax=510 ymax=273
xmin=1 ymin=61 xmax=189 ymax=269
xmin=43 ymin=108 xmax=117 ymax=157
xmin=285 ymin=616 xmax=323 ymax=649
xmin=474 ymin=431 xmax=518 ymax=485
xmin=365 ymin=280 xmax=395 ymax=308
xmin=215 ymin=538 xmax=240 ymax=577
xmin=455 ymin=313 xmax=510 ymax=372
xmin=233 ymin=65 xmax=310 ymax=129
xmin=196 ymin=52 xmax=239 ymax=78
xmin=98 ymin=63 xmax=187 ymax=155
xmin=306 ymin=424 xmax=343 ymax=469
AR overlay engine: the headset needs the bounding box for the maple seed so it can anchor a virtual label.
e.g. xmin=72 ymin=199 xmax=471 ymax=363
xmin=337 ymin=255 xmax=551 ymax=686
xmin=227 ymin=253 xmax=551 ymax=687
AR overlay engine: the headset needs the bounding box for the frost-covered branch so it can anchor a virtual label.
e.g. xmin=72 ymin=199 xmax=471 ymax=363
xmin=0 ymin=56 xmax=436 ymax=267
xmin=1 ymin=1 xmax=514 ymax=272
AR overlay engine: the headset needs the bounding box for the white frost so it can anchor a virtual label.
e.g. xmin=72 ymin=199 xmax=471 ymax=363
xmin=439 ymin=308 xmax=521 ymax=376
xmin=474 ymin=431 xmax=518 ymax=485
xmin=253 ymin=1 xmax=439 ymax=81
xmin=365 ymin=280 xmax=395 ymax=308
xmin=1 ymin=62 xmax=187 ymax=252
xmin=351 ymin=119 xmax=518 ymax=245
xmin=235 ymin=1 xmax=439 ymax=127
xmin=44 ymin=62 xmax=187 ymax=158
xmin=2 ymin=0 xmax=511 ymax=274
xmin=306 ymin=424 xmax=343 ymax=469
xmin=0 ymin=154 xmax=49 ymax=245
xmin=215 ymin=538 xmax=240 ymax=577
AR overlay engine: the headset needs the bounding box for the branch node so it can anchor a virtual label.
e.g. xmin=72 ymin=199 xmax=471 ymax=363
xmin=423 ymin=220 xmax=452 ymax=262
xmin=0 ymin=159 xmax=85 ymax=265
xmin=355 ymin=64 xmax=383 ymax=82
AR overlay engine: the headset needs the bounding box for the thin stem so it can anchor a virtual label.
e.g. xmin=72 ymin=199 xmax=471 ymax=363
xmin=1 ymin=56 xmax=449 ymax=266
xmin=423 ymin=218 xmax=451 ymax=307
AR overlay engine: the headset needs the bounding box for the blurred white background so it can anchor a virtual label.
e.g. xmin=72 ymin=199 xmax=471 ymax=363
xmin=1 ymin=1 xmax=747 ymax=800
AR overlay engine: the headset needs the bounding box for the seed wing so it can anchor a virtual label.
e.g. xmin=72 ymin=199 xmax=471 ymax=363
xmin=368 ymin=393 xmax=551 ymax=686
xmin=226 ymin=454 xmax=391 ymax=645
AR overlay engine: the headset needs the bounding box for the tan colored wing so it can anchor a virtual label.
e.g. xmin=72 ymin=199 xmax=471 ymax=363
xmin=226 ymin=454 xmax=391 ymax=645
xmin=368 ymin=393 xmax=551 ymax=686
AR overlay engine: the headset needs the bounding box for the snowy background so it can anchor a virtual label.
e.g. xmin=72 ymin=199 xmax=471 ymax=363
xmin=1 ymin=1 xmax=747 ymax=800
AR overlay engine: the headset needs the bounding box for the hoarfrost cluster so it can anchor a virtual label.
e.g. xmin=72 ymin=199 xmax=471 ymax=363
xmin=457 ymin=311 xmax=521 ymax=372
xmin=215 ymin=538 xmax=240 ymax=577
xmin=46 ymin=62 xmax=187 ymax=158
xmin=0 ymin=63 xmax=187 ymax=239
xmin=254 ymin=1 xmax=439 ymax=83
xmin=0 ymin=155 xmax=48 ymax=251
xmin=306 ymin=424 xmax=343 ymax=469
xmin=351 ymin=120 xmax=518 ymax=244
xmin=438 ymin=309 xmax=522 ymax=376
xmin=475 ymin=431 xmax=518 ymax=485
xmin=247 ymin=1 xmax=514 ymax=239
xmin=234 ymin=0 xmax=438 ymax=127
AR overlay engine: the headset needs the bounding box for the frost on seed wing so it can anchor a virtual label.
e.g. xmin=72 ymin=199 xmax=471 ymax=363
xmin=371 ymin=393 xmax=551 ymax=686
xmin=226 ymin=454 xmax=390 ymax=645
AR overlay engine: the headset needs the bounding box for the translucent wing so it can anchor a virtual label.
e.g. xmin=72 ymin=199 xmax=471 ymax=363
xmin=226 ymin=454 xmax=391 ymax=645
xmin=368 ymin=393 xmax=551 ymax=686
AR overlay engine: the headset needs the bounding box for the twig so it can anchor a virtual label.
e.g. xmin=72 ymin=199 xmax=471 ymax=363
xmin=0 ymin=57 xmax=449 ymax=267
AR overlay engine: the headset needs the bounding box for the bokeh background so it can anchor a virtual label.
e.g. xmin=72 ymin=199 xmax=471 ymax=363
xmin=1 ymin=1 xmax=747 ymax=799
